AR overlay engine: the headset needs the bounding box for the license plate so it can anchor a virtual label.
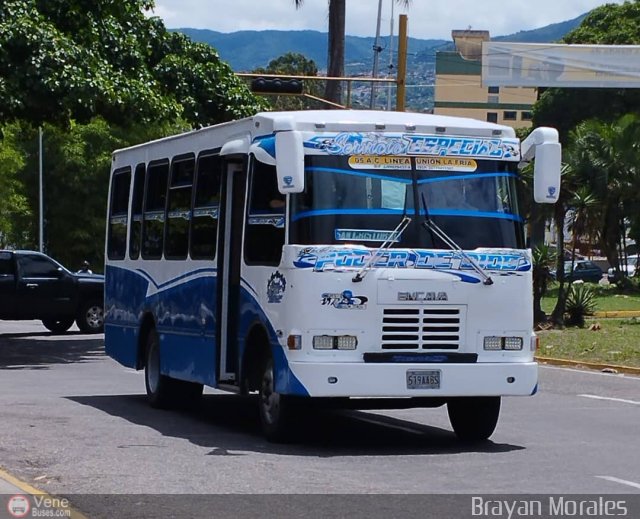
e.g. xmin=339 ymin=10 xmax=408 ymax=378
xmin=406 ymin=370 xmax=441 ymax=389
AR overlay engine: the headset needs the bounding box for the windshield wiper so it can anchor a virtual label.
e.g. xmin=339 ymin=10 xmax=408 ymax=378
xmin=420 ymin=193 xmax=493 ymax=286
xmin=352 ymin=215 xmax=412 ymax=283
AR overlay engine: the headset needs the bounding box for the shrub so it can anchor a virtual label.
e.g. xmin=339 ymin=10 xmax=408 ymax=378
xmin=565 ymin=283 xmax=597 ymax=327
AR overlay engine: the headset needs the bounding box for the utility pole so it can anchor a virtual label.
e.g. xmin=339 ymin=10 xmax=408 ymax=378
xmin=38 ymin=127 xmax=44 ymax=252
xmin=396 ymin=14 xmax=408 ymax=112
xmin=369 ymin=0 xmax=384 ymax=109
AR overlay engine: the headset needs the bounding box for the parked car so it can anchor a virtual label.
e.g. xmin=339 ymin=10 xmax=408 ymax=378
xmin=0 ymin=250 xmax=104 ymax=333
xmin=607 ymin=255 xmax=638 ymax=283
xmin=550 ymin=260 xmax=603 ymax=283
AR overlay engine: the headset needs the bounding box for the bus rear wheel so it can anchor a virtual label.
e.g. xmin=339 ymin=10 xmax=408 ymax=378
xmin=144 ymin=328 xmax=203 ymax=409
xmin=258 ymin=356 xmax=294 ymax=442
xmin=447 ymin=396 xmax=501 ymax=442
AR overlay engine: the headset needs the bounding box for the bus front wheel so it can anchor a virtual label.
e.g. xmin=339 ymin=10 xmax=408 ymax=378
xmin=258 ymin=356 xmax=294 ymax=442
xmin=447 ymin=396 xmax=501 ymax=442
xmin=145 ymin=328 xmax=173 ymax=408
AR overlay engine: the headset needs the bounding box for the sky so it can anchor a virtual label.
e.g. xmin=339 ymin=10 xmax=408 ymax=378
xmin=152 ymin=0 xmax=625 ymax=41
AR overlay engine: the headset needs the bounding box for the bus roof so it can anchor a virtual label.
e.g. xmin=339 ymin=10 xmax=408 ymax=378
xmin=111 ymin=110 xmax=517 ymax=165
xmin=253 ymin=110 xmax=516 ymax=138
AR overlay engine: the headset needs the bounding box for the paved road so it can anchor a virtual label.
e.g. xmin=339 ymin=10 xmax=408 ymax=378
xmin=0 ymin=321 xmax=639 ymax=518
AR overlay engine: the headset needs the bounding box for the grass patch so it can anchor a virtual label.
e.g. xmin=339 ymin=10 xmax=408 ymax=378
xmin=541 ymin=282 xmax=640 ymax=314
xmin=537 ymin=318 xmax=640 ymax=368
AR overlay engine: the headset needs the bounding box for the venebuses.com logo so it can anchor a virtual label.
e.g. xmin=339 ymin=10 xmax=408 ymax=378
xmin=6 ymin=495 xmax=30 ymax=518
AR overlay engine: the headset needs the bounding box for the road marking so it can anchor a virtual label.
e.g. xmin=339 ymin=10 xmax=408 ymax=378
xmin=541 ymin=365 xmax=640 ymax=380
xmin=596 ymin=476 xmax=640 ymax=490
xmin=578 ymin=394 xmax=640 ymax=405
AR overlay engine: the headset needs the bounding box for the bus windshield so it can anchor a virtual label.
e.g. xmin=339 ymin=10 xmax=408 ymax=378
xmin=289 ymin=155 xmax=524 ymax=250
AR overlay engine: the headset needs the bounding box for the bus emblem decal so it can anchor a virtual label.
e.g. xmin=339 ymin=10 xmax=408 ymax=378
xmin=321 ymin=290 xmax=368 ymax=309
xmin=267 ymin=272 xmax=286 ymax=303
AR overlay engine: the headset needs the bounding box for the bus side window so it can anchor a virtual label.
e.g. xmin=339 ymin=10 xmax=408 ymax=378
xmin=190 ymin=153 xmax=221 ymax=260
xmin=142 ymin=161 xmax=169 ymax=260
xmin=165 ymin=154 xmax=195 ymax=260
xmin=129 ymin=163 xmax=145 ymax=260
xmin=107 ymin=168 xmax=131 ymax=260
xmin=244 ymin=160 xmax=284 ymax=266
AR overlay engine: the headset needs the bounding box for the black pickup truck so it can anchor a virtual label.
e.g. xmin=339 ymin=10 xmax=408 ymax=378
xmin=0 ymin=250 xmax=104 ymax=333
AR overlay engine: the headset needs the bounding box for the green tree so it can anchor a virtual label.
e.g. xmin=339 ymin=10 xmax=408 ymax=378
xmin=0 ymin=0 xmax=265 ymax=128
xmin=566 ymin=115 xmax=640 ymax=275
xmin=253 ymin=52 xmax=323 ymax=110
xmin=0 ymin=124 xmax=30 ymax=247
xmin=533 ymin=1 xmax=640 ymax=141
xmin=6 ymin=118 xmax=186 ymax=270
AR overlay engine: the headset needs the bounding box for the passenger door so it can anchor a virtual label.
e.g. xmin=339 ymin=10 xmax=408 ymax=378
xmin=216 ymin=158 xmax=247 ymax=383
xmin=15 ymin=253 xmax=76 ymax=318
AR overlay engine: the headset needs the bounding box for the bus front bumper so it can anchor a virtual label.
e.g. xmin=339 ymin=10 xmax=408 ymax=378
xmin=284 ymin=361 xmax=538 ymax=398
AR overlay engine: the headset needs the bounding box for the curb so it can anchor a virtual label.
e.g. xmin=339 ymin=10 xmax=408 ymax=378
xmin=536 ymin=355 xmax=640 ymax=376
xmin=592 ymin=310 xmax=640 ymax=318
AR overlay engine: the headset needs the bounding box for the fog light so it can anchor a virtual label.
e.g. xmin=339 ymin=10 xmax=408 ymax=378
xmin=504 ymin=337 xmax=523 ymax=350
xmin=313 ymin=336 xmax=334 ymax=350
xmin=483 ymin=336 xmax=502 ymax=351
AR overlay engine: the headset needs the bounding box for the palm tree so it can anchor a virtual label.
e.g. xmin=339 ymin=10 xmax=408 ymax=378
xmin=568 ymin=115 xmax=640 ymax=279
xmin=293 ymin=0 xmax=411 ymax=106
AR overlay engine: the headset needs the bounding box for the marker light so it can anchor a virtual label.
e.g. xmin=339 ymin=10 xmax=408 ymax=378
xmin=287 ymin=335 xmax=302 ymax=350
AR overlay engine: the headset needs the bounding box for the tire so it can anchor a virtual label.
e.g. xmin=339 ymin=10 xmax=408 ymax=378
xmin=42 ymin=317 xmax=75 ymax=334
xmin=76 ymin=299 xmax=104 ymax=333
xmin=144 ymin=328 xmax=203 ymax=409
xmin=447 ymin=396 xmax=501 ymax=442
xmin=258 ymin=356 xmax=295 ymax=442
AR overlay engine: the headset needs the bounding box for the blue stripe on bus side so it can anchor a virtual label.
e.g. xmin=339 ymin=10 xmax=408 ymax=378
xmin=105 ymin=265 xmax=309 ymax=396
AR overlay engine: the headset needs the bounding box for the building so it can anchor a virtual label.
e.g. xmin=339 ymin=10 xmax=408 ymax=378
xmin=434 ymin=30 xmax=537 ymax=128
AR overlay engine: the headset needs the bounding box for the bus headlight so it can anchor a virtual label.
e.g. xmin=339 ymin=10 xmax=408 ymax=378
xmin=312 ymin=336 xmax=334 ymax=350
xmin=483 ymin=336 xmax=502 ymax=351
xmin=313 ymin=335 xmax=358 ymax=350
xmin=483 ymin=336 xmax=523 ymax=351
xmin=504 ymin=337 xmax=524 ymax=350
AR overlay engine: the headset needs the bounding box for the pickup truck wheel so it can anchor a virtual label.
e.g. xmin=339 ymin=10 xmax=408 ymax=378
xmin=447 ymin=396 xmax=501 ymax=442
xmin=76 ymin=299 xmax=104 ymax=333
xmin=42 ymin=317 xmax=75 ymax=334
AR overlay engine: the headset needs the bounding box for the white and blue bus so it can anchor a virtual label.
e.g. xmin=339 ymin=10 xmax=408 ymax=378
xmin=105 ymin=110 xmax=560 ymax=442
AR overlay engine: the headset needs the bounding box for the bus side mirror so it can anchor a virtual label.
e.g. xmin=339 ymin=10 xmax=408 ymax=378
xmin=533 ymin=142 xmax=561 ymax=204
xmin=275 ymin=131 xmax=305 ymax=194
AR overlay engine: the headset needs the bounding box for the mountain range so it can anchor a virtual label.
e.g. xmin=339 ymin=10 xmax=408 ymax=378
xmin=176 ymin=13 xmax=587 ymax=72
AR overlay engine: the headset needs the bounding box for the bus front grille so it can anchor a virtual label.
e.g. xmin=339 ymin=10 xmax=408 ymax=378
xmin=381 ymin=307 xmax=462 ymax=350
